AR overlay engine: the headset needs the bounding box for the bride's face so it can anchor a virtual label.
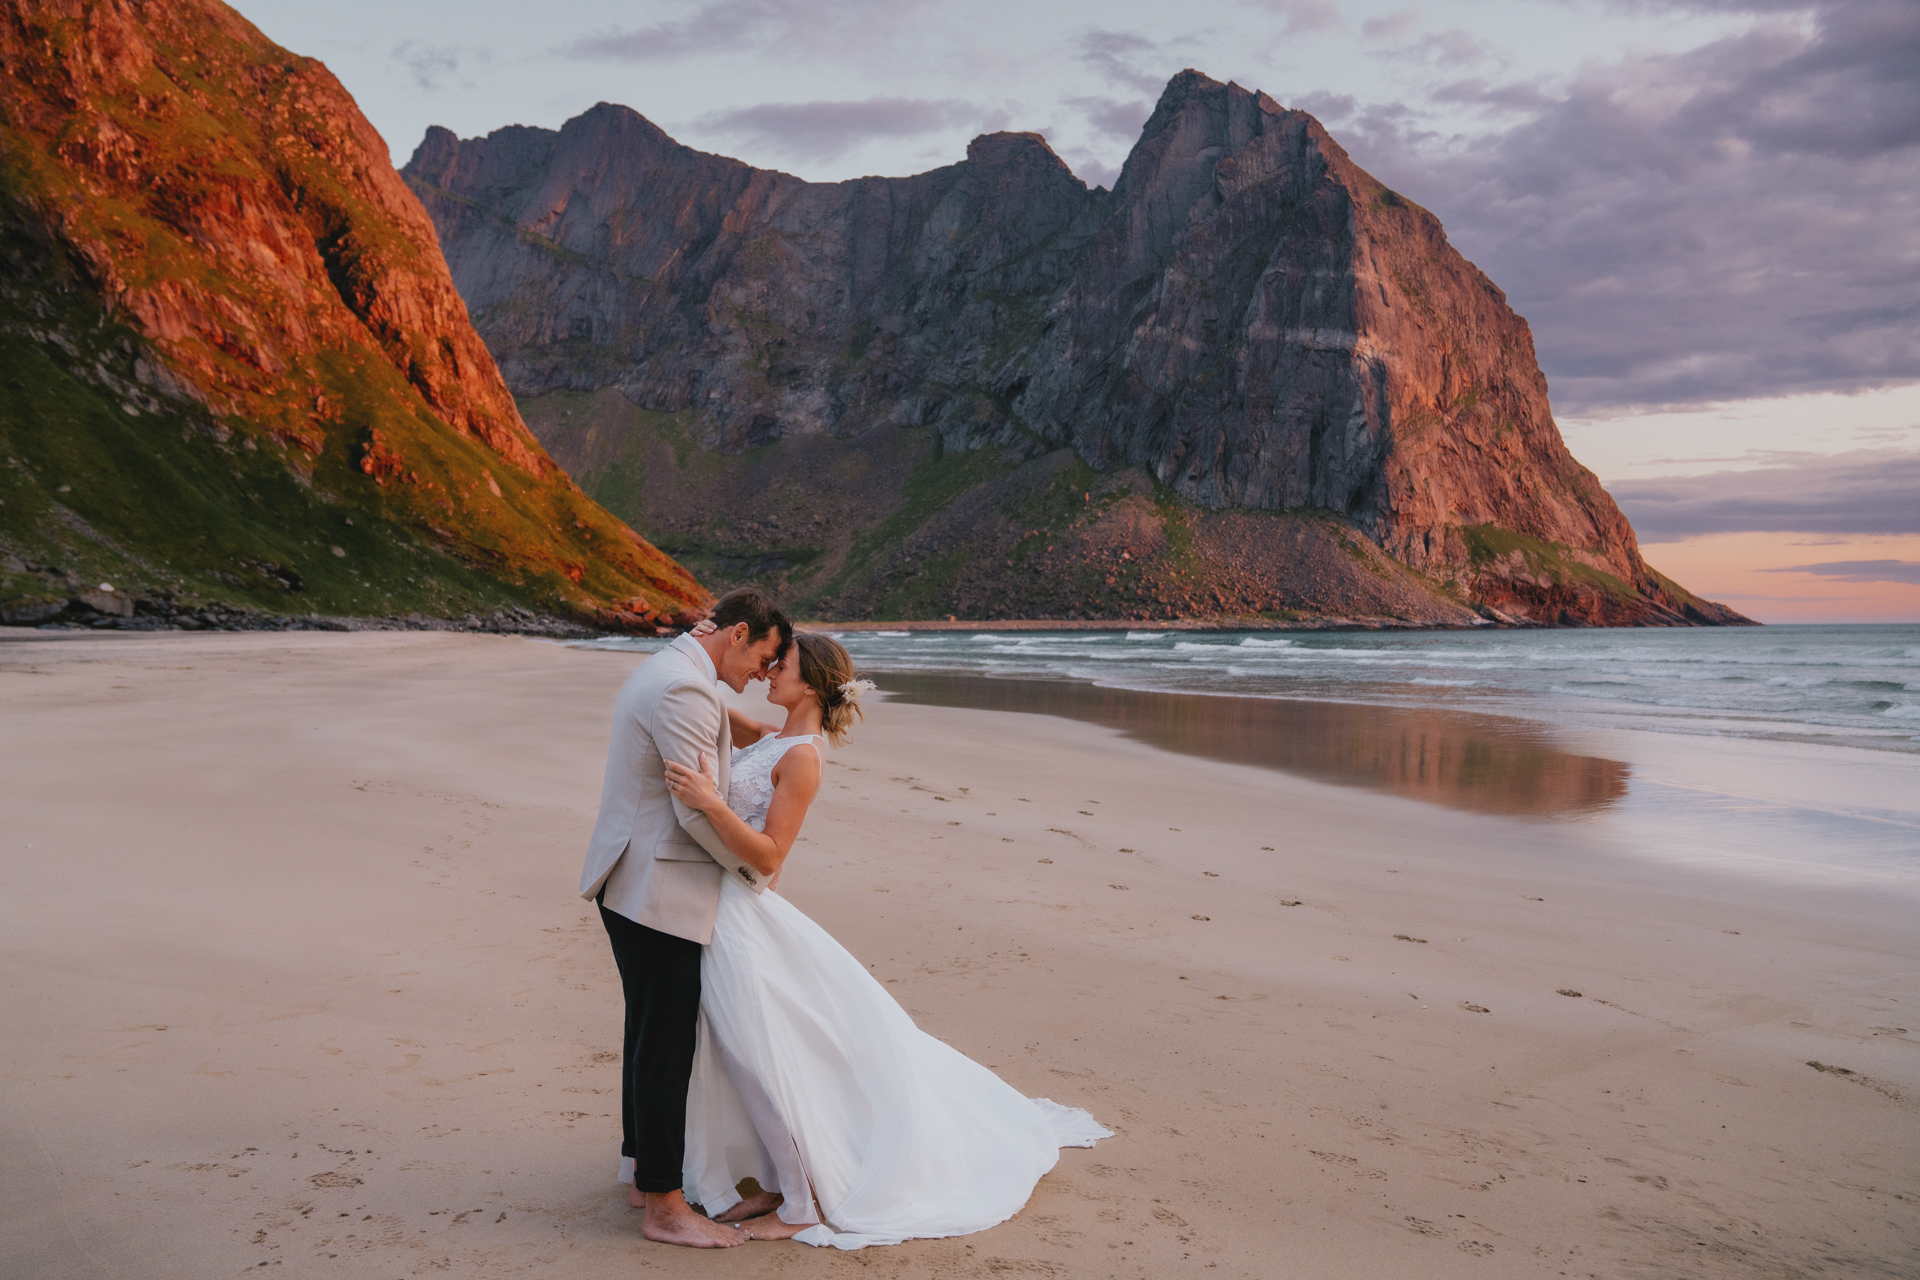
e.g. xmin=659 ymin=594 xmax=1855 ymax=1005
xmin=766 ymin=649 xmax=815 ymax=711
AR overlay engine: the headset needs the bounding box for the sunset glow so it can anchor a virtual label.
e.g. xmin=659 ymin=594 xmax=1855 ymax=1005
xmin=1642 ymin=533 xmax=1920 ymax=624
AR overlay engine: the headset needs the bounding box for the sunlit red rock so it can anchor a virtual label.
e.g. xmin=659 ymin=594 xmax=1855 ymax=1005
xmin=0 ymin=0 xmax=707 ymax=627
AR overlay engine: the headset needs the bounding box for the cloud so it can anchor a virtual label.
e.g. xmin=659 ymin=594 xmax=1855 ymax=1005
xmin=686 ymin=97 xmax=986 ymax=163
xmin=1323 ymin=0 xmax=1920 ymax=413
xmin=1078 ymin=30 xmax=1169 ymax=95
xmin=1241 ymin=0 xmax=1345 ymax=36
xmin=559 ymin=0 xmax=924 ymax=62
xmin=1069 ymin=155 xmax=1123 ymax=189
xmin=1709 ymin=590 xmax=1880 ymax=602
xmin=1408 ymin=29 xmax=1493 ymax=67
xmin=1362 ymin=9 xmax=1421 ymax=42
xmin=392 ymin=41 xmax=463 ymax=92
xmin=1765 ymin=559 xmax=1920 ymax=585
xmin=1609 ymin=449 xmax=1920 ymax=539
xmin=1066 ymin=95 xmax=1152 ymax=143
xmin=1293 ymin=90 xmax=1357 ymax=123
xmin=1430 ymin=78 xmax=1552 ymax=113
xmin=1358 ymin=10 xmax=1493 ymax=68
xmin=561 ymin=0 xmax=762 ymax=60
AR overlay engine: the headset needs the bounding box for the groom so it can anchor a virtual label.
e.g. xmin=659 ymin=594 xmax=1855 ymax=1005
xmin=579 ymin=587 xmax=791 ymax=1248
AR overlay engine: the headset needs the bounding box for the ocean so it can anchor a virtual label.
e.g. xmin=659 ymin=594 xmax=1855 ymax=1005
xmin=819 ymin=624 xmax=1920 ymax=755
xmin=579 ymin=624 xmax=1920 ymax=886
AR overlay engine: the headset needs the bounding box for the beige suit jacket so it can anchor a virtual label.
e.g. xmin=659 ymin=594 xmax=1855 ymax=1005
xmin=578 ymin=634 xmax=765 ymax=944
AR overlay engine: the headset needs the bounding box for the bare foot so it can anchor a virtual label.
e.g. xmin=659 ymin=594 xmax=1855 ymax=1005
xmin=628 ymin=1184 xmax=646 ymax=1210
xmin=739 ymin=1211 xmax=819 ymax=1241
xmin=714 ymin=1190 xmax=783 ymax=1222
xmin=642 ymin=1190 xmax=746 ymax=1248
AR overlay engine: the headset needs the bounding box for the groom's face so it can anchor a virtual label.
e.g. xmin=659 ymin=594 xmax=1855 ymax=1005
xmin=717 ymin=625 xmax=785 ymax=693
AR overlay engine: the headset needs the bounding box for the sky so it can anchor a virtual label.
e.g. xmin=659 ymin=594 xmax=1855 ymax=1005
xmin=228 ymin=0 xmax=1920 ymax=622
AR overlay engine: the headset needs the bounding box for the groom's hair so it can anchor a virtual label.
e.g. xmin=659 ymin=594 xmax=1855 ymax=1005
xmin=707 ymin=587 xmax=792 ymax=655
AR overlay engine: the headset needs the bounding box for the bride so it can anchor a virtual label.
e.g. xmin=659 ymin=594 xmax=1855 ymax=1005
xmin=662 ymin=630 xmax=1108 ymax=1249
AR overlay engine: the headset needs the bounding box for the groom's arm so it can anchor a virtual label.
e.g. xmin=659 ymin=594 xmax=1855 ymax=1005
xmin=654 ymin=679 xmax=738 ymax=865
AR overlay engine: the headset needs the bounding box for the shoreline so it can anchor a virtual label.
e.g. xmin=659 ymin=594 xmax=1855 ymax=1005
xmin=3 ymin=631 xmax=1913 ymax=1278
xmin=9 ymin=604 xmax=1778 ymax=638
xmin=2 ymin=609 xmax=1499 ymax=638
xmin=811 ymin=615 xmax=1512 ymax=632
xmin=1 ymin=600 xmax=608 ymax=637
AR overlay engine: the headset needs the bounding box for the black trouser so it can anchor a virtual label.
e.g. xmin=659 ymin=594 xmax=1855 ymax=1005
xmin=598 ymin=896 xmax=703 ymax=1194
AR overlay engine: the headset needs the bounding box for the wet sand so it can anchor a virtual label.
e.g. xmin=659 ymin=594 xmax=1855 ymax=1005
xmin=2 ymin=630 xmax=1915 ymax=1279
xmin=878 ymin=671 xmax=1630 ymax=816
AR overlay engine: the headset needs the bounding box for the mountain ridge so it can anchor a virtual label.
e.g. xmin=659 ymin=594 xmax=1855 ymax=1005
xmin=405 ymin=73 xmax=1750 ymax=628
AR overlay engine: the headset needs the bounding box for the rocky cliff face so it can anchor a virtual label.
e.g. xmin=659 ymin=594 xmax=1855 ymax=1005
xmin=0 ymin=0 xmax=705 ymax=629
xmin=407 ymin=71 xmax=1748 ymax=626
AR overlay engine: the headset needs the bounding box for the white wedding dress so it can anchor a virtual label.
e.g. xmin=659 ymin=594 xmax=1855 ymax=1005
xmin=680 ymin=732 xmax=1110 ymax=1250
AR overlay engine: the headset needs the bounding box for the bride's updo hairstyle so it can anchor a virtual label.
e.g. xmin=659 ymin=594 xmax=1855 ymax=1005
xmin=793 ymin=633 xmax=865 ymax=746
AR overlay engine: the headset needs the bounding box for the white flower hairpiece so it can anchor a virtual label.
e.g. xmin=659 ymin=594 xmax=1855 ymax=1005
xmin=837 ymin=677 xmax=877 ymax=702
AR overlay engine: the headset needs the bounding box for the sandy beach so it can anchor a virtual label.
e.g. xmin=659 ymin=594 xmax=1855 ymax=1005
xmin=3 ymin=630 xmax=1915 ymax=1279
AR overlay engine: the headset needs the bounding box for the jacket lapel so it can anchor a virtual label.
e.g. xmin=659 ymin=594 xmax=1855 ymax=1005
xmin=666 ymin=633 xmax=729 ymax=788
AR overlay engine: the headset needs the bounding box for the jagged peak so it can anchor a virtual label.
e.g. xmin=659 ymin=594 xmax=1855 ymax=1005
xmin=1142 ymin=70 xmax=1290 ymax=130
xmin=1158 ymin=68 xmax=1227 ymax=104
xmin=964 ymin=131 xmax=1080 ymax=180
xmin=405 ymin=124 xmax=460 ymax=178
xmin=577 ymin=100 xmax=667 ymax=132
xmin=415 ymin=103 xmax=674 ymax=155
xmin=966 ymin=130 xmax=1053 ymax=158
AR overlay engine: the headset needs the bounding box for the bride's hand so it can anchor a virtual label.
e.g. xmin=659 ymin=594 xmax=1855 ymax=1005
xmin=688 ymin=618 xmax=717 ymax=638
xmin=665 ymin=751 xmax=721 ymax=811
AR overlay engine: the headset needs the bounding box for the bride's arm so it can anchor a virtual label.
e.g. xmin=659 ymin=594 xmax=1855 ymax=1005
xmin=727 ymin=706 xmax=777 ymax=748
xmin=663 ymin=746 xmax=822 ymax=881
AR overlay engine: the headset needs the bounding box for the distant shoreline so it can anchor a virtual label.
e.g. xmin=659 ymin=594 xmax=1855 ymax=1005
xmin=4 ymin=609 xmax=1516 ymax=637
xmin=809 ymin=615 xmax=1507 ymax=633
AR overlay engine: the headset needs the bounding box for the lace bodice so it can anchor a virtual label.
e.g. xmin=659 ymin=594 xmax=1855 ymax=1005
xmin=728 ymin=733 xmax=823 ymax=832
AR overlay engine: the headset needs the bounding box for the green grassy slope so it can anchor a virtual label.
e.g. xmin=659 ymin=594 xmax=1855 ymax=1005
xmin=520 ymin=388 xmax=1484 ymax=626
xmin=0 ymin=235 xmax=539 ymax=624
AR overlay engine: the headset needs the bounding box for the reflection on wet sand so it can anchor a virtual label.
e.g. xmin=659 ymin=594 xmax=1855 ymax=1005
xmin=878 ymin=673 xmax=1629 ymax=818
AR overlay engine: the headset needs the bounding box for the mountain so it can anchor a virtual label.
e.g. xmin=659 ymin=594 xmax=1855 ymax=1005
xmin=0 ymin=0 xmax=705 ymax=631
xmin=403 ymin=72 xmax=1750 ymax=627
